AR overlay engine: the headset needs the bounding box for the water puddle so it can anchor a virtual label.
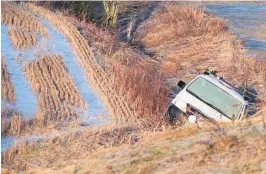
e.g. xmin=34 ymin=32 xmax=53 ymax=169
xmin=1 ymin=25 xmax=38 ymax=117
xmin=205 ymin=3 xmax=266 ymax=59
xmin=1 ymin=136 xmax=15 ymax=152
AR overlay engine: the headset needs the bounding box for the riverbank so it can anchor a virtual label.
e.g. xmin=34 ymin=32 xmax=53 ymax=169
xmin=1 ymin=2 xmax=266 ymax=173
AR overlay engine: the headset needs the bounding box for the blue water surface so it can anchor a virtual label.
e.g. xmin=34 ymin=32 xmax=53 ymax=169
xmin=1 ymin=25 xmax=38 ymax=117
xmin=206 ymin=3 xmax=266 ymax=51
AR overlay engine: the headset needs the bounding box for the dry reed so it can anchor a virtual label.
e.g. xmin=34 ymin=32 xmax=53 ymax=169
xmin=23 ymin=55 xmax=87 ymax=123
xmin=25 ymin=3 xmax=138 ymax=124
xmin=1 ymin=169 xmax=16 ymax=174
xmin=134 ymin=3 xmax=266 ymax=98
xmin=25 ymin=3 xmax=266 ymax=125
xmin=2 ymin=3 xmax=266 ymax=173
xmin=1 ymin=56 xmax=16 ymax=104
xmin=135 ymin=4 xmax=227 ymax=48
xmin=26 ymin=3 xmax=177 ymax=124
xmin=8 ymin=26 xmax=38 ymax=50
xmin=3 ymin=112 xmax=266 ymax=173
xmin=1 ymin=2 xmax=49 ymax=37
xmin=2 ymin=122 xmax=141 ymax=171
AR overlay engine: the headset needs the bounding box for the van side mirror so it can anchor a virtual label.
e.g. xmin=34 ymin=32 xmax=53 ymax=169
xmin=177 ymin=81 xmax=186 ymax=89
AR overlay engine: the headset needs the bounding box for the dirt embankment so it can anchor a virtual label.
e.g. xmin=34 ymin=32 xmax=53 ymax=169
xmin=23 ymin=55 xmax=87 ymax=122
xmin=2 ymin=3 xmax=266 ymax=173
xmin=69 ymin=121 xmax=266 ymax=174
xmin=133 ymin=4 xmax=266 ymax=97
xmin=1 ymin=56 xmax=16 ymax=104
xmin=3 ymin=114 xmax=266 ymax=173
xmin=26 ymin=2 xmax=266 ymax=122
xmin=1 ymin=2 xmax=49 ymax=49
xmin=69 ymin=2 xmax=266 ymax=121
xmin=2 ymin=122 xmax=140 ymax=171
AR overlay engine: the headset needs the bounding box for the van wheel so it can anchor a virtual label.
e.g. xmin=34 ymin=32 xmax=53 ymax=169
xmin=166 ymin=105 xmax=186 ymax=125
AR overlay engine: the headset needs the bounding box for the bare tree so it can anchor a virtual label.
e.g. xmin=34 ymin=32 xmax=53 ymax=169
xmin=103 ymin=1 xmax=119 ymax=28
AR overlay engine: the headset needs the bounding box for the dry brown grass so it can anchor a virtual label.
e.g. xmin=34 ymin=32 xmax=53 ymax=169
xmin=1 ymin=54 xmax=89 ymax=136
xmin=23 ymin=54 xmax=87 ymax=123
xmin=2 ymin=122 xmax=141 ymax=171
xmin=25 ymin=3 xmax=139 ymax=124
xmin=135 ymin=4 xmax=227 ymax=48
xmin=1 ymin=2 xmax=49 ymax=37
xmin=3 ymin=4 xmax=265 ymax=172
xmin=1 ymin=111 xmax=31 ymax=136
xmin=8 ymin=26 xmax=38 ymax=50
xmin=1 ymin=106 xmax=61 ymax=137
xmin=1 ymin=56 xmax=16 ymax=104
xmin=25 ymin=3 xmax=266 ymax=125
xmin=3 ymin=112 xmax=266 ymax=173
xmin=27 ymin=3 xmax=175 ymax=123
xmin=2 ymin=2 xmax=49 ymax=50
xmin=80 ymin=22 xmax=174 ymax=122
xmin=110 ymin=60 xmax=170 ymax=121
xmin=1 ymin=107 xmax=21 ymax=136
xmin=134 ymin=3 xmax=266 ymax=98
xmin=1 ymin=169 xmax=16 ymax=174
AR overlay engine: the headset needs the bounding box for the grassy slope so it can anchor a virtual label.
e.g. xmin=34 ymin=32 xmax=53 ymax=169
xmin=18 ymin=116 xmax=266 ymax=174
xmin=2 ymin=3 xmax=266 ymax=174
xmin=133 ymin=3 xmax=266 ymax=97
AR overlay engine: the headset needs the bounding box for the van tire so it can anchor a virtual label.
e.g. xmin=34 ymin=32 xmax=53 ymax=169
xmin=166 ymin=105 xmax=184 ymax=125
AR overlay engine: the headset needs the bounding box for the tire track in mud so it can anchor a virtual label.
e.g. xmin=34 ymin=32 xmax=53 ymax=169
xmin=23 ymin=55 xmax=87 ymax=122
xmin=26 ymin=4 xmax=136 ymax=122
xmin=1 ymin=56 xmax=16 ymax=104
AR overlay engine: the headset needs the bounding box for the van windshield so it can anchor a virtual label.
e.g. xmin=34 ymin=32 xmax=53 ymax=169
xmin=187 ymin=77 xmax=242 ymax=119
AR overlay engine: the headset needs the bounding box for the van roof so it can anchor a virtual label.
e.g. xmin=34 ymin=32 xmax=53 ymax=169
xmin=196 ymin=74 xmax=245 ymax=103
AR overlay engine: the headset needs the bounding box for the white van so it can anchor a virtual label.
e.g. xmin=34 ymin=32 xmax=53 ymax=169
xmin=166 ymin=73 xmax=248 ymax=124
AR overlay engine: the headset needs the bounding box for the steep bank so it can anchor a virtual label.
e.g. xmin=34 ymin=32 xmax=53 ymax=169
xmin=132 ymin=4 xmax=266 ymax=97
xmin=3 ymin=113 xmax=266 ymax=173
xmin=2 ymin=2 xmax=266 ymax=173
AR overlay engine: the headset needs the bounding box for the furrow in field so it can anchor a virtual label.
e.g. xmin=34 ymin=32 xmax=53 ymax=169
xmin=8 ymin=27 xmax=38 ymax=50
xmin=26 ymin=4 xmax=136 ymax=122
xmin=23 ymin=55 xmax=87 ymax=122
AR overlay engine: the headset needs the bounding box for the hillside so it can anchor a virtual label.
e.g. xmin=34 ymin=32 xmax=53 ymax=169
xmin=3 ymin=115 xmax=266 ymax=174
xmin=1 ymin=2 xmax=266 ymax=174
